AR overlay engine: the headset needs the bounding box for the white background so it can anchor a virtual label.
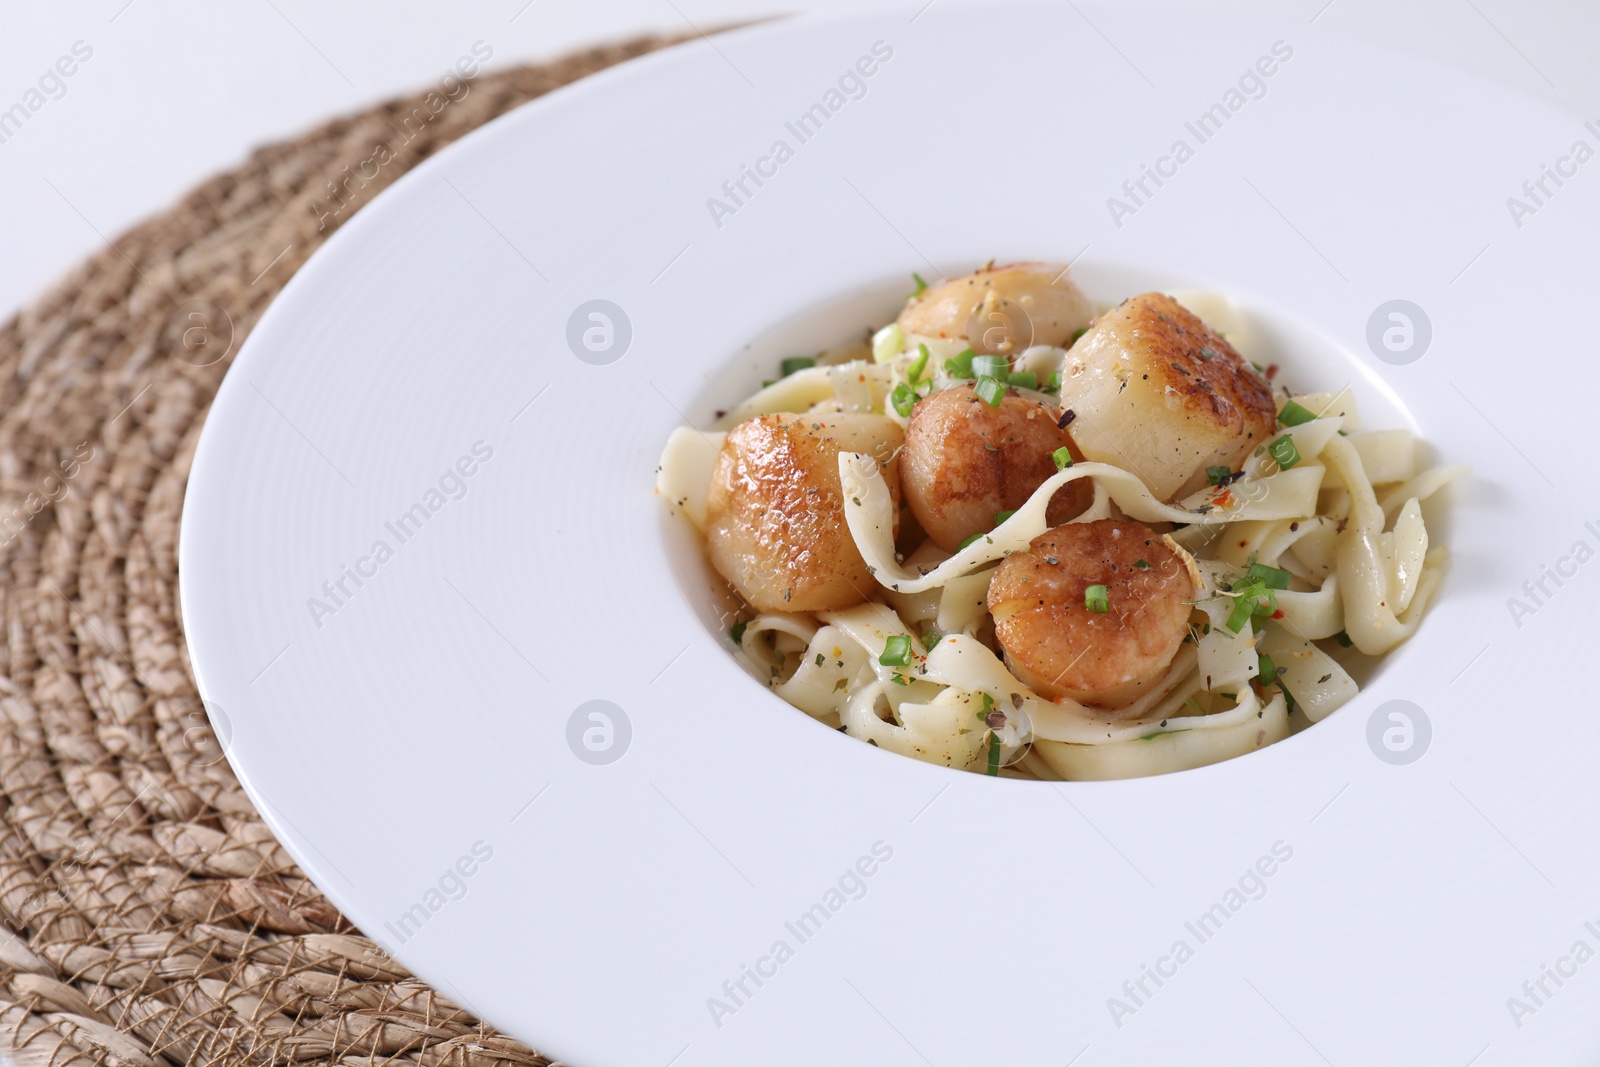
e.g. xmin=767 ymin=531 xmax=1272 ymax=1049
xmin=0 ymin=0 xmax=1596 ymax=320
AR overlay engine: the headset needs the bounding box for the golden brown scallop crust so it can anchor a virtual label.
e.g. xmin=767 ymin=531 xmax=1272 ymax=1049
xmin=1058 ymin=292 xmax=1278 ymax=500
xmin=896 ymin=262 xmax=1096 ymax=355
xmin=900 ymin=384 xmax=1091 ymax=553
xmin=706 ymin=413 xmax=902 ymax=613
xmin=1111 ymin=292 xmax=1276 ymax=432
xmin=987 ymin=519 xmax=1197 ymax=708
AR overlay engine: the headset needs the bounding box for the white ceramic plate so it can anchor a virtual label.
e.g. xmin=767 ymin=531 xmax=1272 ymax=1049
xmin=180 ymin=6 xmax=1600 ymax=1064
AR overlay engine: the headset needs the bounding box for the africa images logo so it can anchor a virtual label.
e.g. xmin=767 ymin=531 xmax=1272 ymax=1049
xmin=1106 ymin=41 xmax=1295 ymax=228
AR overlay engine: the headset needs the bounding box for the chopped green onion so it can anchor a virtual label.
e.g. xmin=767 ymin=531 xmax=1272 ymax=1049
xmin=985 ymin=732 xmax=1001 ymax=775
xmin=1052 ymin=446 xmax=1074 ymax=471
xmin=1278 ymin=399 xmax=1316 ymax=427
xmin=1007 ymin=370 xmax=1038 ymax=390
xmin=815 ymin=653 xmax=825 ymax=668
xmin=1246 ymin=562 xmax=1292 ymax=590
xmin=729 ymin=621 xmax=747 ymax=644
xmin=1047 ymin=370 xmax=1062 ymax=392
xmin=957 ymin=532 xmax=984 ymax=551
xmin=1084 ymin=584 xmax=1110 ymax=613
xmin=1225 ymin=595 xmax=1256 ymax=634
xmin=1068 ymin=326 xmax=1089 ymax=346
xmin=879 ymin=634 xmax=913 ymax=666
xmin=944 ymin=349 xmax=976 ymax=379
xmin=872 ymin=322 xmax=904 ymax=364
xmin=911 ymin=272 xmax=928 ymax=298
xmin=974 ymin=376 xmax=1006 ymax=407
xmin=1206 ymin=465 xmax=1235 ymax=487
xmin=907 ymin=343 xmax=930 ymax=383
xmin=1333 ymin=630 xmax=1353 ymax=648
xmin=1224 ymin=578 xmax=1277 ymax=633
xmin=1138 ymin=731 xmax=1166 ymax=741
xmin=1134 ymin=559 xmax=1150 ymax=569
xmin=972 ymin=354 xmax=1009 ymax=379
xmin=994 ymin=509 xmax=1017 ymax=525
xmin=1268 ymin=435 xmax=1301 ymax=470
xmin=976 ymin=691 xmax=994 ymax=720
xmin=1256 ymin=653 xmax=1280 ymax=683
xmin=889 ymin=673 xmax=909 ymax=686
xmin=761 ymin=379 xmax=775 ymax=389
xmin=921 ymin=628 xmax=940 ymax=651
xmin=779 ymin=356 xmax=815 ymax=377
xmin=890 ymin=381 xmax=916 ymax=418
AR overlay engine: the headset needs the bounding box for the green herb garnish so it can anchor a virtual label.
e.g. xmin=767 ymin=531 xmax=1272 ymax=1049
xmin=1278 ymin=399 xmax=1316 ymax=427
xmin=780 ymin=356 xmax=815 ymax=377
xmin=907 ymin=342 xmax=930 ymax=383
xmin=1246 ymin=562 xmax=1292 ymax=590
xmin=972 ymin=354 xmax=1009 ymax=380
xmin=1268 ymin=436 xmax=1301 ymax=470
xmin=879 ymin=634 xmax=913 ymax=667
xmin=975 ymin=376 xmax=1006 ymax=407
xmin=944 ymin=349 xmax=976 ymax=379
xmin=1084 ymin=584 xmax=1110 ymax=613
xmin=976 ymin=691 xmax=994 ymax=721
xmin=1224 ymin=578 xmax=1277 ymax=633
xmin=1052 ymin=446 xmax=1074 ymax=471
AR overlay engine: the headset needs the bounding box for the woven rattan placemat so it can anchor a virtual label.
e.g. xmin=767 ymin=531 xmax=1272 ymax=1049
xmin=0 ymin=33 xmax=690 ymax=1066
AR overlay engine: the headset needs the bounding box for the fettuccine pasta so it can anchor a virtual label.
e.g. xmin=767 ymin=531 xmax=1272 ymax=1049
xmin=657 ymin=262 xmax=1463 ymax=780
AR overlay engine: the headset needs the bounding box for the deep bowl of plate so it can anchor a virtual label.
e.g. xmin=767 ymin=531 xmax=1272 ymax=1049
xmin=180 ymin=5 xmax=1600 ymax=1064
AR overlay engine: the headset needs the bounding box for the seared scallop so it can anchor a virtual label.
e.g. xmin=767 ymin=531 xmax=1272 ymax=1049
xmin=1057 ymin=292 xmax=1276 ymax=501
xmin=900 ymin=384 xmax=1091 ymax=552
xmin=706 ymin=413 xmax=903 ymax=612
xmin=987 ymin=520 xmax=1197 ymax=708
xmin=898 ymin=262 xmax=1096 ymax=356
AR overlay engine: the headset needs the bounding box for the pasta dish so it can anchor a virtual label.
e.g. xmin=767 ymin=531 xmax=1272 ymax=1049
xmin=657 ymin=262 xmax=1463 ymax=780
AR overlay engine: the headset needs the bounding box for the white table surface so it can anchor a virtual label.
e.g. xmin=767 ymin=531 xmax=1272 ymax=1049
xmin=1 ymin=0 xmax=1595 ymax=321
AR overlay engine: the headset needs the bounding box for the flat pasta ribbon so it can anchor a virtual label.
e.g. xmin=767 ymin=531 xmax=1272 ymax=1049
xmin=837 ymin=456 xmax=1326 ymax=594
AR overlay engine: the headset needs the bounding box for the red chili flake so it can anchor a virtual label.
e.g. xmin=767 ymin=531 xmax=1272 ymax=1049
xmin=1270 ymin=610 xmax=1284 ymax=620
xmin=1265 ymin=364 xmax=1280 ymax=380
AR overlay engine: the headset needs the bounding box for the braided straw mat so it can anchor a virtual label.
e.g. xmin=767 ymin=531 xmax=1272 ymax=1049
xmin=0 ymin=32 xmax=693 ymax=1067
